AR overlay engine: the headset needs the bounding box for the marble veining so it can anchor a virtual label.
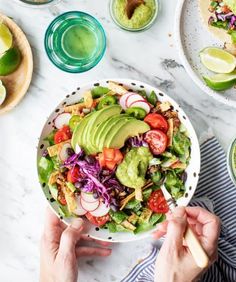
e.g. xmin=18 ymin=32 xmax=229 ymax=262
xmin=0 ymin=0 xmax=236 ymax=281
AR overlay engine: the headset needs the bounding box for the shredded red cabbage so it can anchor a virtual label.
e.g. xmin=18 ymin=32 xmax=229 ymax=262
xmin=127 ymin=135 xmax=148 ymax=147
xmin=216 ymin=12 xmax=234 ymax=22
xmin=63 ymin=149 xmax=124 ymax=206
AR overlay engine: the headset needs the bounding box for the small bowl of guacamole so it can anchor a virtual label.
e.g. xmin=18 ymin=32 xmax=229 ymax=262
xmin=227 ymin=137 xmax=236 ymax=186
xmin=110 ymin=0 xmax=158 ymax=31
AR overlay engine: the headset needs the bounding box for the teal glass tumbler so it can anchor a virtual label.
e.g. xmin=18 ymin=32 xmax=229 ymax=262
xmin=44 ymin=11 xmax=106 ymax=73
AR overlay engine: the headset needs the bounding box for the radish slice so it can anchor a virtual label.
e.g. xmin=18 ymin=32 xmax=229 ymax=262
xmin=126 ymin=93 xmax=145 ymax=108
xmin=75 ymin=144 xmax=82 ymax=154
xmin=90 ymin=202 xmax=110 ymax=217
xmin=80 ymin=198 xmax=99 ymax=211
xmin=74 ymin=196 xmax=87 ymax=215
xmin=119 ymin=93 xmax=133 ymax=110
xmin=59 ymin=143 xmax=72 ymax=161
xmin=81 ymin=192 xmax=97 ymax=203
xmin=129 ymin=100 xmax=151 ymax=113
xmin=54 ymin=113 xmax=71 ymax=129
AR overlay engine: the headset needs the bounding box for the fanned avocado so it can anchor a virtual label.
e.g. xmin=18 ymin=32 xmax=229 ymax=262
xmin=86 ymin=105 xmax=122 ymax=153
xmin=71 ymin=112 xmax=93 ymax=150
xmin=98 ymin=115 xmax=132 ymax=152
xmin=106 ymin=119 xmax=150 ymax=149
xmin=92 ymin=114 xmax=125 ymax=149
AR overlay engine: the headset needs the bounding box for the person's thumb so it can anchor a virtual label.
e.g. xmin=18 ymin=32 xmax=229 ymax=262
xmin=164 ymin=207 xmax=187 ymax=251
xmin=57 ymin=218 xmax=83 ymax=258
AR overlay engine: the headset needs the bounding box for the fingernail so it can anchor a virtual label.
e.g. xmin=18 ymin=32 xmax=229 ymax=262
xmin=71 ymin=218 xmax=83 ymax=229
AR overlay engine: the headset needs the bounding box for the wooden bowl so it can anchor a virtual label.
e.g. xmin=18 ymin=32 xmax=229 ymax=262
xmin=0 ymin=13 xmax=33 ymax=114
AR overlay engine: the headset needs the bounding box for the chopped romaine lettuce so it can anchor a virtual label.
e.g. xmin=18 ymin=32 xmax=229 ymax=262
xmin=173 ymin=131 xmax=191 ymax=159
xmin=143 ymin=188 xmax=153 ymax=201
xmin=149 ymin=213 xmax=164 ymax=225
xmin=48 ymin=184 xmax=58 ymax=200
xmin=44 ymin=130 xmax=56 ymax=146
xmin=165 ymin=171 xmax=185 ymax=199
xmin=147 ymin=90 xmax=158 ymax=106
xmin=38 ymin=157 xmax=54 ymax=184
xmin=58 ymin=205 xmax=71 ymax=218
xmin=91 ymin=86 xmax=110 ymax=98
xmin=109 ymin=210 xmax=128 ymax=224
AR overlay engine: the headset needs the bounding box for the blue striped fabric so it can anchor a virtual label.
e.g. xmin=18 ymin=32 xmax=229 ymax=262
xmin=122 ymin=137 xmax=236 ymax=282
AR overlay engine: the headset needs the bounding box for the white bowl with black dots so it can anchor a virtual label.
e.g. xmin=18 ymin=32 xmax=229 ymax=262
xmin=37 ymin=79 xmax=200 ymax=242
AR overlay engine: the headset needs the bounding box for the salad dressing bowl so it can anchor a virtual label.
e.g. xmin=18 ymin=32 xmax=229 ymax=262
xmin=37 ymin=79 xmax=200 ymax=242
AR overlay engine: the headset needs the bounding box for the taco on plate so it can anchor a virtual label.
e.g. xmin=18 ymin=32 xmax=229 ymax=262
xmin=199 ymin=0 xmax=236 ymax=44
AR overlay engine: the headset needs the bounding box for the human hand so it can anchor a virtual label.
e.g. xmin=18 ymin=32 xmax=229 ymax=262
xmin=40 ymin=208 xmax=112 ymax=282
xmin=153 ymin=206 xmax=221 ymax=282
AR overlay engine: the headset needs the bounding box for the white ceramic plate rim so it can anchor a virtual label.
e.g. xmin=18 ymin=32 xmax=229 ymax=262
xmin=37 ymin=78 xmax=200 ymax=243
xmin=175 ymin=0 xmax=236 ymax=109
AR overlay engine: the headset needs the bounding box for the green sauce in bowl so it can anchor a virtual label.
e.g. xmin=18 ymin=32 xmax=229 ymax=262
xmin=110 ymin=0 xmax=158 ymax=31
xmin=228 ymin=138 xmax=236 ymax=186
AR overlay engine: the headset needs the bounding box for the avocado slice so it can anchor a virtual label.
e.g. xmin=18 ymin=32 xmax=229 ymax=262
xmin=98 ymin=115 xmax=133 ymax=152
xmin=95 ymin=114 xmax=130 ymax=151
xmin=82 ymin=105 xmax=122 ymax=154
xmin=93 ymin=114 xmax=120 ymax=149
xmin=87 ymin=105 xmax=122 ymax=153
xmin=71 ymin=112 xmax=93 ymax=150
xmin=105 ymin=119 xmax=150 ymax=149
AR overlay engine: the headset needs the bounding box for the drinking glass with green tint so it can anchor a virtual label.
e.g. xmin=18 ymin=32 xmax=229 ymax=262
xmin=45 ymin=11 xmax=106 ymax=73
xmin=16 ymin=0 xmax=61 ymax=7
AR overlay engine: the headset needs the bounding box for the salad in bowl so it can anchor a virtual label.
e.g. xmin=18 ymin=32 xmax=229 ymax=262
xmin=37 ymin=79 xmax=200 ymax=242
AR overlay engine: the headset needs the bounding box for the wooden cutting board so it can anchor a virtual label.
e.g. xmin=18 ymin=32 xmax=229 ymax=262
xmin=0 ymin=13 xmax=33 ymax=114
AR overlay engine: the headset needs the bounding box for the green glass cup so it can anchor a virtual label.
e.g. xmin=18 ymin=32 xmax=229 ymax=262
xmin=44 ymin=11 xmax=106 ymax=73
xmin=16 ymin=0 xmax=60 ymax=7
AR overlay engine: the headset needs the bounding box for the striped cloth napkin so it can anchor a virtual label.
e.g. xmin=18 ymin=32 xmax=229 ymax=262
xmin=122 ymin=136 xmax=236 ymax=282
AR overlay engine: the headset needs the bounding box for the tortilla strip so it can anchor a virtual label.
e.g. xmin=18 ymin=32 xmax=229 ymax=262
xmin=159 ymin=101 xmax=171 ymax=112
xmin=64 ymin=103 xmax=85 ymax=114
xmin=199 ymin=0 xmax=231 ymax=43
xmin=120 ymin=181 xmax=153 ymax=210
xmin=135 ymin=187 xmax=143 ymax=201
xmin=167 ymin=118 xmax=174 ymax=147
xmin=47 ymin=140 xmax=71 ymax=157
xmin=108 ymin=81 xmax=128 ymax=95
xmin=48 ymin=171 xmax=59 ymax=185
xmin=62 ymin=185 xmax=77 ymax=213
xmin=83 ymin=91 xmax=93 ymax=108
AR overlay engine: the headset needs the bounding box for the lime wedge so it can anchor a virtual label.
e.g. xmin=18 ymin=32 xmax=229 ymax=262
xmin=0 ymin=80 xmax=6 ymax=105
xmin=0 ymin=47 xmax=22 ymax=76
xmin=0 ymin=23 xmax=13 ymax=54
xmin=200 ymin=47 xmax=236 ymax=73
xmin=203 ymin=71 xmax=236 ymax=91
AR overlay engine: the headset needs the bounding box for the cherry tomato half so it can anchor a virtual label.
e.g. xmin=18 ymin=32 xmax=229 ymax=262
xmin=144 ymin=113 xmax=168 ymax=133
xmin=85 ymin=213 xmax=110 ymax=227
xmin=54 ymin=125 xmax=72 ymax=144
xmin=145 ymin=130 xmax=168 ymax=155
xmin=148 ymin=190 xmax=169 ymax=213
xmin=67 ymin=167 xmax=81 ymax=183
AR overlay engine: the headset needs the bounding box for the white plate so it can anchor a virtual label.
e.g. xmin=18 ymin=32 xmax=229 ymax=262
xmin=37 ymin=78 xmax=200 ymax=242
xmin=175 ymin=0 xmax=236 ymax=108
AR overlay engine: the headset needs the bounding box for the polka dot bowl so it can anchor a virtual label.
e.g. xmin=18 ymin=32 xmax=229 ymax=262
xmin=36 ymin=78 xmax=200 ymax=242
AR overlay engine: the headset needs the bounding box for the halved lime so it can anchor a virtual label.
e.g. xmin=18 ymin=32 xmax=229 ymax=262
xmin=0 ymin=47 xmax=22 ymax=76
xmin=200 ymin=47 xmax=236 ymax=73
xmin=0 ymin=80 xmax=6 ymax=105
xmin=0 ymin=23 xmax=13 ymax=54
xmin=203 ymin=71 xmax=236 ymax=91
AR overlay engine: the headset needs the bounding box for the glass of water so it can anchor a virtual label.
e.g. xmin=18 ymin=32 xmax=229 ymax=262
xmin=16 ymin=0 xmax=61 ymax=7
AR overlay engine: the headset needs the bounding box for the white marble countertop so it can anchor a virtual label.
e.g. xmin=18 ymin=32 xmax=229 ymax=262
xmin=0 ymin=0 xmax=236 ymax=281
